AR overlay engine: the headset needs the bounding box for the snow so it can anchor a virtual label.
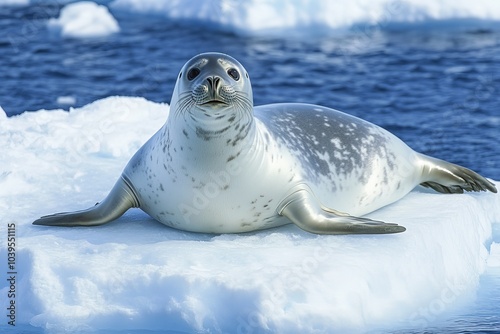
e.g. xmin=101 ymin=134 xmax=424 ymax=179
xmin=0 ymin=96 xmax=499 ymax=333
xmin=48 ymin=1 xmax=120 ymax=38
xmin=110 ymin=0 xmax=500 ymax=36
xmin=488 ymin=243 xmax=500 ymax=267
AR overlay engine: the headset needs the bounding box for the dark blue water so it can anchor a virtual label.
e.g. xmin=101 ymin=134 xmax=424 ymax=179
xmin=1 ymin=3 xmax=500 ymax=333
xmin=2 ymin=3 xmax=500 ymax=180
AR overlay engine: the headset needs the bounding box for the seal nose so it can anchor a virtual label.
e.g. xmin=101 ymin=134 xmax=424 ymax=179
xmin=206 ymin=76 xmax=221 ymax=91
xmin=192 ymin=75 xmax=234 ymax=105
xmin=206 ymin=76 xmax=223 ymax=101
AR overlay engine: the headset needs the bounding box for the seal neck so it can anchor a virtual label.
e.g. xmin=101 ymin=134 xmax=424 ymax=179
xmin=163 ymin=107 xmax=258 ymax=167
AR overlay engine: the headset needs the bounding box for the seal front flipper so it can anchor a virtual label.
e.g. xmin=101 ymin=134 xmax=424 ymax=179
xmin=418 ymin=154 xmax=497 ymax=194
xmin=278 ymin=189 xmax=406 ymax=235
xmin=33 ymin=176 xmax=140 ymax=227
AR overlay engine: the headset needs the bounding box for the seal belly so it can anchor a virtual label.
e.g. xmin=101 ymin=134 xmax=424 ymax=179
xmin=123 ymin=123 xmax=296 ymax=233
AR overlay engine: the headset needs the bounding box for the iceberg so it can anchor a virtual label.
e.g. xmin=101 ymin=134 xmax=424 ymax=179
xmin=48 ymin=1 xmax=120 ymax=38
xmin=0 ymin=96 xmax=499 ymax=333
xmin=110 ymin=0 xmax=500 ymax=36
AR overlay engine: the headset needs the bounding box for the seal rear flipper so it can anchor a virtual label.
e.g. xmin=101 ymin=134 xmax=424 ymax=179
xmin=278 ymin=189 xmax=406 ymax=235
xmin=33 ymin=176 xmax=140 ymax=227
xmin=418 ymin=154 xmax=497 ymax=194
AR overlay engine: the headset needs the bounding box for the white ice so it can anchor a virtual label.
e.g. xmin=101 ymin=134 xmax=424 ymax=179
xmin=48 ymin=1 xmax=120 ymax=38
xmin=56 ymin=96 xmax=77 ymax=106
xmin=0 ymin=96 xmax=499 ymax=333
xmin=110 ymin=0 xmax=500 ymax=36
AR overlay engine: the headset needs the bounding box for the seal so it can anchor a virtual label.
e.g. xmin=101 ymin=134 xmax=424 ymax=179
xmin=33 ymin=52 xmax=497 ymax=234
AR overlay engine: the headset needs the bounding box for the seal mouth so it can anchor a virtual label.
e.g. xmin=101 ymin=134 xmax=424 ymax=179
xmin=200 ymin=99 xmax=229 ymax=107
xmin=195 ymin=99 xmax=231 ymax=118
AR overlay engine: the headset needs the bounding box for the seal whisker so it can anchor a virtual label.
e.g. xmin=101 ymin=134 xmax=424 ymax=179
xmin=175 ymin=95 xmax=195 ymax=117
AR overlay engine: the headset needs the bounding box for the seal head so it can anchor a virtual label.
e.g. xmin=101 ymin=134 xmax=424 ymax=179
xmin=170 ymin=53 xmax=253 ymax=128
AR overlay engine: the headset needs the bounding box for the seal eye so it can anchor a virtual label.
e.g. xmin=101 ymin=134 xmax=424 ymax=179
xmin=187 ymin=68 xmax=200 ymax=81
xmin=227 ymin=68 xmax=240 ymax=81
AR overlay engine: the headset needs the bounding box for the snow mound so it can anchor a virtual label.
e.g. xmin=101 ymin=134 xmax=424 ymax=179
xmin=0 ymin=97 xmax=499 ymax=333
xmin=110 ymin=0 xmax=500 ymax=36
xmin=48 ymin=1 xmax=120 ymax=38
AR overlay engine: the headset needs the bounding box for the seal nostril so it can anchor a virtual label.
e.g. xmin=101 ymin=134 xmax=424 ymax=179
xmin=206 ymin=76 xmax=221 ymax=90
xmin=214 ymin=77 xmax=221 ymax=88
xmin=206 ymin=77 xmax=213 ymax=89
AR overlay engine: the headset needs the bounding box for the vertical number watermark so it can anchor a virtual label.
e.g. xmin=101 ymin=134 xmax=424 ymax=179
xmin=6 ymin=222 xmax=16 ymax=327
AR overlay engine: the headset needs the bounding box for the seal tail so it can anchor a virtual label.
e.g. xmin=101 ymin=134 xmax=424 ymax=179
xmin=33 ymin=176 xmax=140 ymax=226
xmin=418 ymin=154 xmax=497 ymax=194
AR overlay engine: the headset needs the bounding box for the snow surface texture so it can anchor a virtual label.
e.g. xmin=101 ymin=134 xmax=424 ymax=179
xmin=0 ymin=96 xmax=499 ymax=333
xmin=48 ymin=1 xmax=120 ymax=38
xmin=110 ymin=0 xmax=500 ymax=36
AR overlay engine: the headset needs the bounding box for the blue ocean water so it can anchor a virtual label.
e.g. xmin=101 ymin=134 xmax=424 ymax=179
xmin=2 ymin=3 xmax=500 ymax=180
xmin=1 ymin=2 xmax=499 ymax=333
